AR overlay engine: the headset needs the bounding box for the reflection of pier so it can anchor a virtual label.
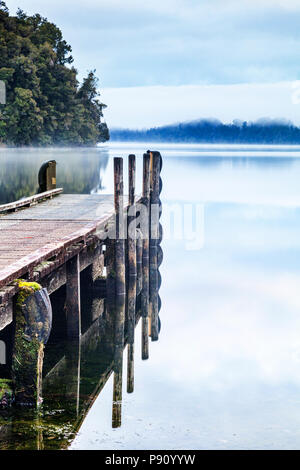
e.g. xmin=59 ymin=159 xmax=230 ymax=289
xmin=0 ymin=151 xmax=163 ymax=446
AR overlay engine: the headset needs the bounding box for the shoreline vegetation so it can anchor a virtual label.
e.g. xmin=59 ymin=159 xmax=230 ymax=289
xmin=110 ymin=118 xmax=300 ymax=145
xmin=0 ymin=2 xmax=109 ymax=147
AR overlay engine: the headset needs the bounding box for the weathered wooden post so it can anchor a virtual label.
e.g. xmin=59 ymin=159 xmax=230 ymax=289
xmin=66 ymin=254 xmax=81 ymax=341
xmin=141 ymin=153 xmax=150 ymax=359
xmin=112 ymin=157 xmax=126 ymax=427
xmin=12 ymin=281 xmax=52 ymax=406
xmin=38 ymin=160 xmax=56 ymax=193
xmin=149 ymin=151 xmax=160 ymax=341
xmin=136 ymin=229 xmax=143 ymax=296
xmin=105 ymin=234 xmax=116 ymax=358
xmin=157 ymin=154 xmax=163 ymax=335
xmin=127 ymin=154 xmax=136 ymax=394
xmin=114 ymin=157 xmax=126 ymax=356
xmin=127 ymin=341 xmax=134 ymax=396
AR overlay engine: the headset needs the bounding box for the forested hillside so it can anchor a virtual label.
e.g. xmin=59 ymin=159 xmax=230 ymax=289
xmin=0 ymin=2 xmax=109 ymax=146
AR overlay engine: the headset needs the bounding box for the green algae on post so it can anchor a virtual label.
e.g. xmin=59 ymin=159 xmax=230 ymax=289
xmin=0 ymin=378 xmax=13 ymax=407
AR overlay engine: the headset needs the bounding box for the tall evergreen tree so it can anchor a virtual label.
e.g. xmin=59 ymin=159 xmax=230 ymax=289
xmin=0 ymin=2 xmax=109 ymax=146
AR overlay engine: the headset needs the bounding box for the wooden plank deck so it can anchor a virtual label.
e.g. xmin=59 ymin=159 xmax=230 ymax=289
xmin=0 ymin=193 xmax=117 ymax=289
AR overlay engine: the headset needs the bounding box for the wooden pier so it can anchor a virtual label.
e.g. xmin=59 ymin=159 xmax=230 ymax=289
xmin=0 ymin=151 xmax=163 ymax=412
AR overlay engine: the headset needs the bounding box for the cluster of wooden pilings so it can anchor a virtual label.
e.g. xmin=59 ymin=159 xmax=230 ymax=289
xmin=0 ymin=151 xmax=163 ymax=417
xmin=107 ymin=151 xmax=163 ymax=427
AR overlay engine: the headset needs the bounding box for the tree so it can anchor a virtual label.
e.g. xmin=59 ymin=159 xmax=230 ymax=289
xmin=5 ymin=88 xmax=43 ymax=145
xmin=0 ymin=2 xmax=109 ymax=146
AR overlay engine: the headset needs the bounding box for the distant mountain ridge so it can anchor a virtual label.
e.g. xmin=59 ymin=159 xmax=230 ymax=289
xmin=110 ymin=118 xmax=300 ymax=144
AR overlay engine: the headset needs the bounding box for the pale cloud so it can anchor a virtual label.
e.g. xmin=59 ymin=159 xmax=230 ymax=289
xmin=102 ymin=81 xmax=300 ymax=128
xmin=251 ymin=0 xmax=300 ymax=11
xmin=144 ymin=253 xmax=300 ymax=389
xmin=6 ymin=0 xmax=300 ymax=87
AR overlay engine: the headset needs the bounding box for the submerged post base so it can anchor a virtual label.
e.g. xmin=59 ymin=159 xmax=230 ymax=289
xmin=12 ymin=281 xmax=52 ymax=407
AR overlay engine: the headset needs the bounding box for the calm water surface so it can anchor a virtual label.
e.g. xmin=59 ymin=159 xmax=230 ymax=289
xmin=2 ymin=143 xmax=300 ymax=450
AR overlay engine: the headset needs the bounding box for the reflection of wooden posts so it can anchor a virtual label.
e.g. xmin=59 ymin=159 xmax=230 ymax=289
xmin=112 ymin=157 xmax=126 ymax=428
xmin=141 ymin=153 xmax=150 ymax=359
xmin=105 ymin=236 xmax=116 ymax=357
xmin=112 ymin=370 xmax=122 ymax=428
xmin=64 ymin=341 xmax=81 ymax=417
xmin=127 ymin=155 xmax=136 ymax=394
xmin=66 ymin=254 xmax=81 ymax=341
xmin=127 ymin=341 xmax=134 ymax=395
xmin=149 ymin=152 xmax=160 ymax=341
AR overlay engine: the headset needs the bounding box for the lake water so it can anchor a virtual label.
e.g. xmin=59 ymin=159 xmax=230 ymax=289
xmin=2 ymin=143 xmax=300 ymax=449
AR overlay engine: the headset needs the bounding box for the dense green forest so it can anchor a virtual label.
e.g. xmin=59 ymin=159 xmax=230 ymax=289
xmin=0 ymin=2 xmax=109 ymax=146
xmin=110 ymin=118 xmax=300 ymax=144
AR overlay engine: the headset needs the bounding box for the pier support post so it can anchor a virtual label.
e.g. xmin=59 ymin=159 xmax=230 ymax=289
xmin=127 ymin=155 xmax=137 ymax=394
xmin=141 ymin=153 xmax=150 ymax=359
xmin=157 ymin=154 xmax=163 ymax=335
xmin=112 ymin=157 xmax=126 ymax=427
xmin=66 ymin=254 xmax=81 ymax=341
xmin=149 ymin=152 xmax=161 ymax=341
xmin=114 ymin=157 xmax=126 ymax=360
xmin=136 ymin=230 xmax=143 ymax=296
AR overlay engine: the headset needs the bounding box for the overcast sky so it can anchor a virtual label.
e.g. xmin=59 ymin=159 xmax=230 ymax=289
xmin=6 ymin=0 xmax=300 ymax=127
